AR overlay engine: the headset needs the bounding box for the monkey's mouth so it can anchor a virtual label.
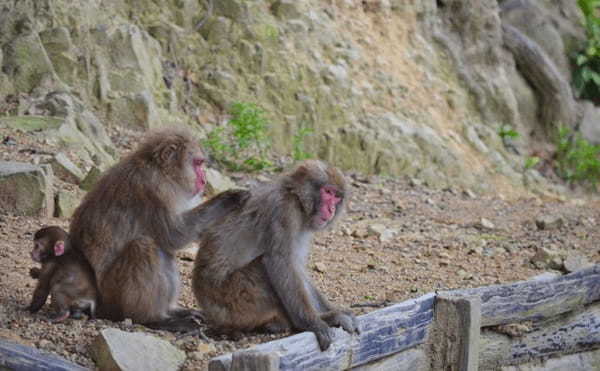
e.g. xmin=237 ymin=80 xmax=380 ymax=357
xmin=31 ymin=252 xmax=40 ymax=262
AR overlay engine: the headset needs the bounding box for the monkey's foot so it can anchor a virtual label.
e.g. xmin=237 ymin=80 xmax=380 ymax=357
xmin=168 ymin=307 xmax=205 ymax=321
xmin=145 ymin=315 xmax=203 ymax=333
xmin=175 ymin=327 xmax=211 ymax=342
xmin=51 ymin=311 xmax=70 ymax=323
xmin=70 ymin=310 xmax=84 ymax=320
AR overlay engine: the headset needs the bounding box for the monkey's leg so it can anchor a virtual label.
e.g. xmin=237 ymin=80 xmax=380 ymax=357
xmin=101 ymin=238 xmax=200 ymax=332
xmin=196 ymin=258 xmax=291 ymax=334
xmin=50 ymin=291 xmax=71 ymax=323
xmin=27 ymin=282 xmax=51 ymax=313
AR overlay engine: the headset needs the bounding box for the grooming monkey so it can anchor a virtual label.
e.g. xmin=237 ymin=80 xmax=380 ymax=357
xmin=28 ymin=226 xmax=97 ymax=322
xmin=192 ymin=160 xmax=359 ymax=350
xmin=68 ymin=127 xmax=212 ymax=331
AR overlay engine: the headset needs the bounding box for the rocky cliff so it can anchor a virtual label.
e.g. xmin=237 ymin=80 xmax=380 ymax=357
xmin=0 ymin=0 xmax=592 ymax=194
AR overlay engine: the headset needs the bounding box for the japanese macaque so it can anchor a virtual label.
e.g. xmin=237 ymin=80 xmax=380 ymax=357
xmin=68 ymin=127 xmax=210 ymax=331
xmin=192 ymin=160 xmax=359 ymax=350
xmin=28 ymin=226 xmax=97 ymax=322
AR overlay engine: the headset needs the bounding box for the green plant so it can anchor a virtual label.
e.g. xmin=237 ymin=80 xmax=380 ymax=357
xmin=203 ymin=102 xmax=272 ymax=172
xmin=292 ymin=127 xmax=314 ymax=161
xmin=524 ymin=156 xmax=540 ymax=170
xmin=573 ymin=0 xmax=600 ymax=101
xmin=498 ymin=125 xmax=520 ymax=140
xmin=555 ymin=125 xmax=600 ymax=185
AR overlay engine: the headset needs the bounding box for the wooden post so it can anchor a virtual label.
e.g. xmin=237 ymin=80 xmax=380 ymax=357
xmin=429 ymin=294 xmax=481 ymax=371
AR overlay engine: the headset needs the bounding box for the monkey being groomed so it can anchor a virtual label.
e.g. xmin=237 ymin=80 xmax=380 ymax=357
xmin=28 ymin=226 xmax=98 ymax=322
xmin=192 ymin=160 xmax=360 ymax=350
xmin=68 ymin=127 xmax=210 ymax=332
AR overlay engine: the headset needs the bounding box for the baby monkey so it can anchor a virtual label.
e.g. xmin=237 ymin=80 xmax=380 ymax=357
xmin=28 ymin=226 xmax=98 ymax=322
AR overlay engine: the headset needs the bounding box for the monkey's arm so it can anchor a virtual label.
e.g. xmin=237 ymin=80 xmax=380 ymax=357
xmin=262 ymin=253 xmax=333 ymax=350
xmin=28 ymin=280 xmax=51 ymax=313
xmin=183 ymin=190 xmax=250 ymax=234
xmin=29 ymin=267 xmax=41 ymax=279
xmin=305 ymin=276 xmax=360 ymax=335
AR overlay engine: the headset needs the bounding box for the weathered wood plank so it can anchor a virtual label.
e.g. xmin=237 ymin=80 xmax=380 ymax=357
xmin=209 ymin=293 xmax=435 ymax=371
xmin=429 ymin=294 xmax=481 ymax=371
xmin=447 ymin=265 xmax=600 ymax=326
xmin=231 ymin=350 xmax=280 ymax=371
xmin=350 ymin=346 xmax=427 ymax=371
xmin=479 ymin=301 xmax=600 ymax=369
xmin=0 ymin=339 xmax=89 ymax=371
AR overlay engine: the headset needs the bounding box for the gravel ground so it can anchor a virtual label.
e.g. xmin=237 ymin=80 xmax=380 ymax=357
xmin=1 ymin=127 xmax=600 ymax=370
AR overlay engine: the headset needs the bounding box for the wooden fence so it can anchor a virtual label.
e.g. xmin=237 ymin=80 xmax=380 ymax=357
xmin=209 ymin=265 xmax=600 ymax=371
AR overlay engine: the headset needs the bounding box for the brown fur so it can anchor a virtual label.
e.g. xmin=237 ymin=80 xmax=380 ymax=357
xmin=192 ymin=160 xmax=359 ymax=350
xmin=28 ymin=226 xmax=97 ymax=322
xmin=68 ymin=127 xmax=207 ymax=331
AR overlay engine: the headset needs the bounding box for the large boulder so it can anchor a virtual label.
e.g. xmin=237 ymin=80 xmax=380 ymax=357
xmin=0 ymin=161 xmax=54 ymax=217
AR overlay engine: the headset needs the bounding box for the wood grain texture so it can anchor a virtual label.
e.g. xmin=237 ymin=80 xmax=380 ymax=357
xmin=0 ymin=339 xmax=89 ymax=371
xmin=429 ymin=294 xmax=481 ymax=371
xmin=447 ymin=265 xmax=600 ymax=326
xmin=479 ymin=301 xmax=600 ymax=368
xmin=209 ymin=293 xmax=435 ymax=371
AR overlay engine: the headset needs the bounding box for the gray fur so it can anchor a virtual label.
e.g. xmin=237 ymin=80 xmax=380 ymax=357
xmin=192 ymin=160 xmax=359 ymax=351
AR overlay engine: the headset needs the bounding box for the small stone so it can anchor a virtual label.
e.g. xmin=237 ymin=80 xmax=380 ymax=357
xmin=535 ymin=215 xmax=564 ymax=230
xmin=179 ymin=244 xmax=199 ymax=262
xmin=478 ymin=218 xmax=495 ymax=230
xmin=457 ymin=269 xmax=473 ymax=280
xmin=50 ymin=152 xmax=85 ymax=184
xmin=79 ymin=166 xmax=102 ymax=191
xmin=55 ymin=188 xmax=84 ymax=218
xmin=351 ymin=228 xmax=368 ymax=238
xmin=91 ymin=328 xmax=185 ymax=371
xmin=367 ymin=224 xmax=386 ymax=237
xmin=468 ymin=246 xmax=483 ymax=255
xmin=122 ymin=319 xmax=133 ymax=326
xmin=531 ymin=247 xmax=563 ymax=270
xmin=463 ymin=189 xmax=477 ymax=199
xmin=409 ymin=178 xmax=423 ymax=187
xmin=425 ymin=198 xmax=435 ymax=206
xmin=314 ymin=262 xmax=327 ymax=273
xmin=196 ymin=343 xmax=216 ymax=354
xmin=563 ymin=253 xmax=591 ymax=273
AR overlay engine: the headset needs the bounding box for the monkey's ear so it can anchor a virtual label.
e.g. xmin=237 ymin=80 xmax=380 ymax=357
xmin=54 ymin=241 xmax=65 ymax=256
xmin=290 ymin=165 xmax=309 ymax=183
xmin=158 ymin=143 xmax=179 ymax=164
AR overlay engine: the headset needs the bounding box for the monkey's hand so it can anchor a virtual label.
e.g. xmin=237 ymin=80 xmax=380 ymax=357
xmin=309 ymin=320 xmax=333 ymax=351
xmin=29 ymin=267 xmax=41 ymax=279
xmin=321 ymin=310 xmax=360 ymax=335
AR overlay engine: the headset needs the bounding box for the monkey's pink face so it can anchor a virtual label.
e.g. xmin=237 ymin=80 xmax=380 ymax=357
xmin=193 ymin=157 xmax=206 ymax=194
xmin=31 ymin=240 xmax=64 ymax=262
xmin=316 ymin=185 xmax=342 ymax=228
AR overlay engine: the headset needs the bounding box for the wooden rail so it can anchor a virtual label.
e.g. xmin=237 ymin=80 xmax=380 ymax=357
xmin=209 ymin=265 xmax=600 ymax=371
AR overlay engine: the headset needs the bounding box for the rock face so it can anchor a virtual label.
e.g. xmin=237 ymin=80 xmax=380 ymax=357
xmin=0 ymin=0 xmax=589 ymax=193
xmin=0 ymin=162 xmax=54 ymax=217
xmin=91 ymin=328 xmax=186 ymax=371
